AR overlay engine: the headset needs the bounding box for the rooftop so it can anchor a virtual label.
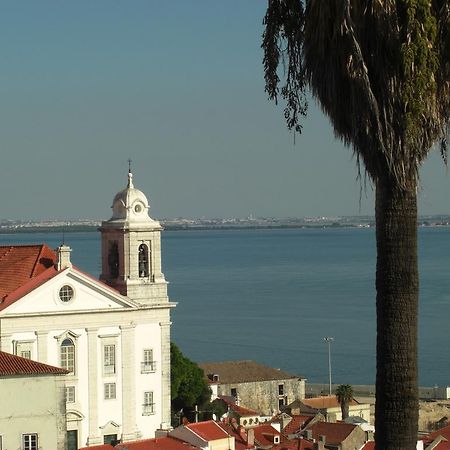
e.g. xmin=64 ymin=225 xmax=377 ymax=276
xmin=0 ymin=244 xmax=57 ymax=300
xmin=0 ymin=351 xmax=68 ymax=376
xmin=185 ymin=420 xmax=231 ymax=441
xmin=199 ymin=360 xmax=302 ymax=384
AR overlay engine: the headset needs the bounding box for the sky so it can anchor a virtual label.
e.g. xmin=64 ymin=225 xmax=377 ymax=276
xmin=0 ymin=1 xmax=448 ymax=221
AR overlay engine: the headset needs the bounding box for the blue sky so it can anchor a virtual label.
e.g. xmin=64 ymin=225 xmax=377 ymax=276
xmin=0 ymin=1 xmax=448 ymax=221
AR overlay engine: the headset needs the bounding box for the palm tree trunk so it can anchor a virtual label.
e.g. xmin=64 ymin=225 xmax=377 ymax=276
xmin=375 ymin=178 xmax=419 ymax=450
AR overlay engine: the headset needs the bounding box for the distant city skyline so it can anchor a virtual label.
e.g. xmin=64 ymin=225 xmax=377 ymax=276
xmin=1 ymin=1 xmax=449 ymax=222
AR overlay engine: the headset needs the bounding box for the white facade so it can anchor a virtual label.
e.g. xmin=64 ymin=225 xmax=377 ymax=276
xmin=0 ymin=171 xmax=175 ymax=448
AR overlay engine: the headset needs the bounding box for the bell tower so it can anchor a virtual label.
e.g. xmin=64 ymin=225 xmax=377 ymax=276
xmin=99 ymin=169 xmax=168 ymax=305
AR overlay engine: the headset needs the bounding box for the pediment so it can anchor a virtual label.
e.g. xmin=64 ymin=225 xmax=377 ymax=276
xmin=1 ymin=267 xmax=138 ymax=315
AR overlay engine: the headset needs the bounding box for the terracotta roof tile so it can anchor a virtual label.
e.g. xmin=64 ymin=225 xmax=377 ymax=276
xmin=0 ymin=351 xmax=68 ymax=376
xmin=305 ymin=422 xmax=356 ymax=445
xmin=361 ymin=442 xmax=375 ymax=450
xmin=0 ymin=244 xmax=58 ymax=308
xmin=282 ymin=415 xmax=315 ymax=435
xmin=79 ymin=437 xmax=198 ymax=450
xmin=199 ymin=361 xmax=301 ymax=384
xmin=427 ymin=424 xmax=450 ymax=441
xmin=217 ymin=422 xmax=252 ymax=450
xmin=218 ymin=396 xmax=260 ymax=416
xmin=253 ymin=424 xmax=281 ymax=447
xmin=186 ymin=421 xmax=230 ymax=441
xmin=272 ymin=439 xmax=314 ymax=450
xmin=301 ymin=396 xmax=358 ymax=410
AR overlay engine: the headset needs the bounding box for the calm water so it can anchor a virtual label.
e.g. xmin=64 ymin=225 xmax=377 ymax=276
xmin=1 ymin=227 xmax=449 ymax=387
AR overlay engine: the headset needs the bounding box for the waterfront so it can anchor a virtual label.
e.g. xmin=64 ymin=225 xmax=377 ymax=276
xmin=1 ymin=226 xmax=449 ymax=387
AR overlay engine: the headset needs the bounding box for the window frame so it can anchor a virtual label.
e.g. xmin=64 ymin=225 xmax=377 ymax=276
xmin=103 ymin=344 xmax=116 ymax=375
xmin=66 ymin=386 xmax=76 ymax=403
xmin=141 ymin=348 xmax=156 ymax=373
xmin=142 ymin=391 xmax=155 ymax=415
xmin=61 ymin=338 xmax=76 ymax=374
xmin=104 ymin=383 xmax=117 ymax=400
xmin=22 ymin=433 xmax=38 ymax=450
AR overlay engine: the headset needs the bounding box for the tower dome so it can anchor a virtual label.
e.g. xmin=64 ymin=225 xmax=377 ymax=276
xmin=109 ymin=171 xmax=158 ymax=225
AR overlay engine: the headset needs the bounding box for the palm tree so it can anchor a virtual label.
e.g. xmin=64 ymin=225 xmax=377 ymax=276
xmin=262 ymin=1 xmax=450 ymax=449
xmin=336 ymin=384 xmax=354 ymax=420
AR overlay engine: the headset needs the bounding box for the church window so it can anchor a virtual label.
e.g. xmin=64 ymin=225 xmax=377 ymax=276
xmin=103 ymin=344 xmax=116 ymax=375
xmin=66 ymin=386 xmax=75 ymax=403
xmin=108 ymin=241 xmax=119 ymax=278
xmin=142 ymin=391 xmax=155 ymax=415
xmin=141 ymin=348 xmax=155 ymax=373
xmin=59 ymin=285 xmax=74 ymax=303
xmin=22 ymin=433 xmax=38 ymax=450
xmin=21 ymin=350 xmax=31 ymax=360
xmin=61 ymin=338 xmax=75 ymax=373
xmin=104 ymin=383 xmax=116 ymax=400
xmin=138 ymin=244 xmax=150 ymax=277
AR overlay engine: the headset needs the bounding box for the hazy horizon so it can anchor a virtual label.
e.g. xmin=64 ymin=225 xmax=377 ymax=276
xmin=1 ymin=1 xmax=449 ymax=221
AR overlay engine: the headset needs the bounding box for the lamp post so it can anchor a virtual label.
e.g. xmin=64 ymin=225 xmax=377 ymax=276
xmin=324 ymin=337 xmax=334 ymax=396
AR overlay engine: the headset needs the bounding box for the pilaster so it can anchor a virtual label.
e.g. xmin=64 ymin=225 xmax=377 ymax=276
xmin=86 ymin=327 xmax=102 ymax=445
xmin=35 ymin=331 xmax=48 ymax=363
xmin=159 ymin=321 xmax=172 ymax=430
xmin=0 ymin=334 xmax=12 ymax=353
xmin=120 ymin=324 xmax=138 ymax=441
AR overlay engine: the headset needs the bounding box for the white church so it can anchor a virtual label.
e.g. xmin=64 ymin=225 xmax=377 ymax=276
xmin=0 ymin=171 xmax=175 ymax=448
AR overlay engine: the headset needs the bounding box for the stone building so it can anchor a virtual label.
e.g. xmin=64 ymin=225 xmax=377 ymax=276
xmin=0 ymin=171 xmax=175 ymax=448
xmin=199 ymin=360 xmax=306 ymax=416
xmin=0 ymin=350 xmax=68 ymax=450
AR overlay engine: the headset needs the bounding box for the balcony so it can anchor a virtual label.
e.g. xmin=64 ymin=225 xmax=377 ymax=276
xmin=141 ymin=361 xmax=156 ymax=373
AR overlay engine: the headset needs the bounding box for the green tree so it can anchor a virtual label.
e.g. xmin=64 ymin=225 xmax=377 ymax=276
xmin=170 ymin=342 xmax=211 ymax=414
xmin=335 ymin=384 xmax=354 ymax=420
xmin=262 ymin=1 xmax=450 ymax=449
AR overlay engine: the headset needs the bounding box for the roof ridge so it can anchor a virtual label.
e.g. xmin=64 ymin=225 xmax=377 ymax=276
xmin=0 ymin=246 xmax=13 ymax=261
xmin=31 ymin=244 xmax=46 ymax=277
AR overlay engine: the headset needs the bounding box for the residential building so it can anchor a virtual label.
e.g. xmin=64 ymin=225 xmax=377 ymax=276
xmin=0 ymin=171 xmax=174 ymax=447
xmin=288 ymin=396 xmax=371 ymax=423
xmin=300 ymin=422 xmax=366 ymax=450
xmin=169 ymin=420 xmax=235 ymax=450
xmin=200 ymin=360 xmax=306 ymax=416
xmin=0 ymin=350 xmax=68 ymax=450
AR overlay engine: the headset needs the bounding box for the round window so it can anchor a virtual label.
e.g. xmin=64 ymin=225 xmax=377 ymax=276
xmin=134 ymin=203 xmax=142 ymax=213
xmin=59 ymin=285 xmax=74 ymax=302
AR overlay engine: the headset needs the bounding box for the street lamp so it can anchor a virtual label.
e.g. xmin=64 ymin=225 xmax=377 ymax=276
xmin=324 ymin=337 xmax=334 ymax=395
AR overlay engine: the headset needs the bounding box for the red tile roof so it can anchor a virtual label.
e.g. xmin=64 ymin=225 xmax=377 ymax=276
xmin=427 ymin=424 xmax=450 ymax=441
xmin=360 ymin=442 xmax=375 ymax=450
xmin=301 ymin=396 xmax=358 ymax=409
xmin=79 ymin=436 xmax=198 ymax=450
xmin=218 ymin=396 xmax=260 ymax=417
xmin=253 ymin=424 xmax=281 ymax=447
xmin=305 ymin=422 xmax=356 ymax=445
xmin=0 ymin=351 xmax=68 ymax=376
xmin=217 ymin=422 xmax=252 ymax=450
xmin=186 ymin=420 xmax=230 ymax=441
xmin=282 ymin=415 xmax=316 ymax=435
xmin=0 ymin=244 xmax=59 ymax=309
xmin=272 ymin=439 xmax=314 ymax=450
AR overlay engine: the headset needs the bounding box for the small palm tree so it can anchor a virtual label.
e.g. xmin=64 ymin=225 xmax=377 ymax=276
xmin=335 ymin=384 xmax=354 ymax=420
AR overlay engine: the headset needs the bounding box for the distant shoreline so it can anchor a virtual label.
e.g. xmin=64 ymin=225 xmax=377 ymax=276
xmin=1 ymin=220 xmax=450 ymax=234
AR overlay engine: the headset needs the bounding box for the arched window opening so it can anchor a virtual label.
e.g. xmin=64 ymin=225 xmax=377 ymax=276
xmin=108 ymin=241 xmax=119 ymax=278
xmin=61 ymin=338 xmax=75 ymax=373
xmin=138 ymin=244 xmax=149 ymax=278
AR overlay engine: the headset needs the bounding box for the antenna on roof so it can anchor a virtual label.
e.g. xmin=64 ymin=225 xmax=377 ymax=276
xmin=62 ymin=225 xmax=65 ymax=245
xmin=128 ymin=158 xmax=132 ymax=174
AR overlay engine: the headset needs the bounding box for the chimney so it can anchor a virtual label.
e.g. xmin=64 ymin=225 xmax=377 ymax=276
xmin=247 ymin=428 xmax=255 ymax=447
xmin=313 ymin=435 xmax=326 ymax=450
xmin=238 ymin=426 xmax=247 ymax=443
xmin=56 ymin=245 xmax=72 ymax=270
